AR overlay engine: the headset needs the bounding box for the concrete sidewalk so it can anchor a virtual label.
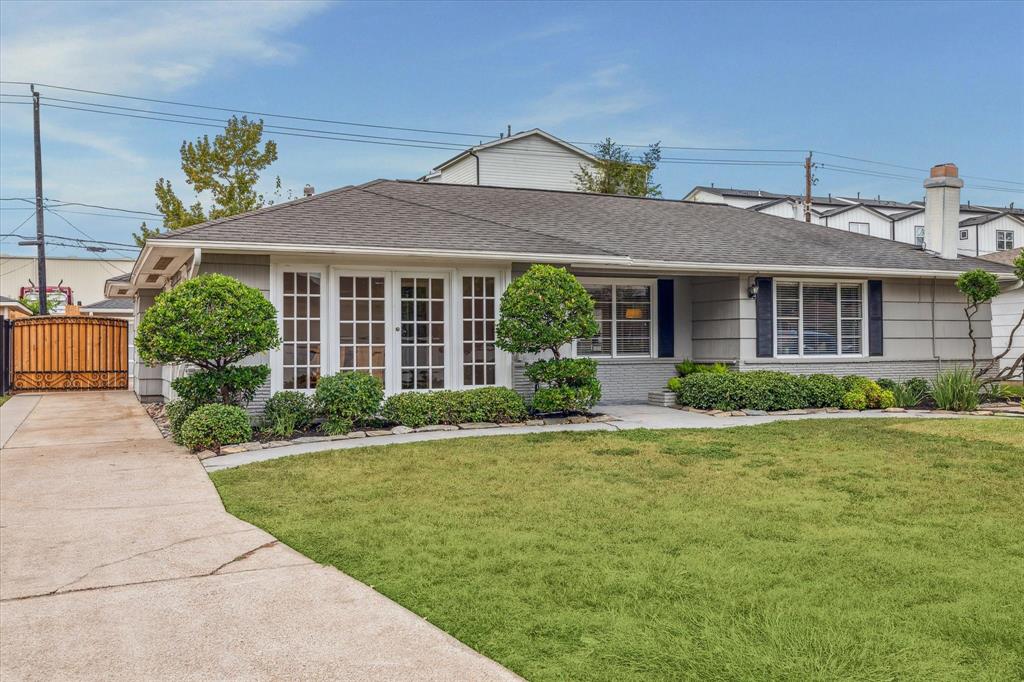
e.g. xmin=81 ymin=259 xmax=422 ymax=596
xmin=0 ymin=392 xmax=519 ymax=681
xmin=207 ymin=401 xmax=961 ymax=472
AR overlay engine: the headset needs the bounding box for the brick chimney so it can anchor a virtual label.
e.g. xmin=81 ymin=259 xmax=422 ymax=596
xmin=923 ymin=163 xmax=962 ymax=260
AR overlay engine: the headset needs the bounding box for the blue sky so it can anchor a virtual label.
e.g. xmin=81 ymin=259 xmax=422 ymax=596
xmin=1 ymin=0 xmax=1022 ymax=260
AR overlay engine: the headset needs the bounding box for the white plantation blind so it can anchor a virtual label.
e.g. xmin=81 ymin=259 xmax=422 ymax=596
xmin=775 ymin=281 xmax=864 ymax=357
xmin=578 ymin=283 xmax=652 ymax=357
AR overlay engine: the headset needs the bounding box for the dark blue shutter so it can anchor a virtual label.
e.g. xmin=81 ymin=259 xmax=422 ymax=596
xmin=755 ymin=277 xmax=774 ymax=358
xmin=657 ymin=279 xmax=674 ymax=357
xmin=868 ymin=280 xmax=883 ymax=356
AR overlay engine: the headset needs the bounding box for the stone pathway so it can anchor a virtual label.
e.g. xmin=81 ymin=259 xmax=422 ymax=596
xmin=0 ymin=392 xmax=520 ymax=681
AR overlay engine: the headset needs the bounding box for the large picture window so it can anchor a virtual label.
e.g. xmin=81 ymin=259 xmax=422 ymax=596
xmin=775 ymin=281 xmax=864 ymax=357
xmin=578 ymin=282 xmax=652 ymax=357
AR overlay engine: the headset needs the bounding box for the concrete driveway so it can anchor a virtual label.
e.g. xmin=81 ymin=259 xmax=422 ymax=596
xmin=0 ymin=392 xmax=518 ymax=681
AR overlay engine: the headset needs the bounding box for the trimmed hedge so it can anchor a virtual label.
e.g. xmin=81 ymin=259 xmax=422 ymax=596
xmin=314 ymin=372 xmax=384 ymax=433
xmin=670 ymin=371 xmax=893 ymax=412
xmin=179 ymin=403 xmax=252 ymax=452
xmin=524 ymin=358 xmax=602 ymax=414
xmin=381 ymin=387 xmax=528 ymax=428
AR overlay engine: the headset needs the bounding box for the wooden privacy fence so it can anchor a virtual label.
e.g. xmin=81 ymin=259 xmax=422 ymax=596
xmin=11 ymin=316 xmax=128 ymax=391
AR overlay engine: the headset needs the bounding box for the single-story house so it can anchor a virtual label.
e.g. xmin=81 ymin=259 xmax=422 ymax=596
xmin=109 ymin=164 xmax=1017 ymax=410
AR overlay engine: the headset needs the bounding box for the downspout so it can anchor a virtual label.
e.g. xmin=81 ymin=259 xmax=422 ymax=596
xmin=931 ymin=278 xmax=941 ymax=370
xmin=188 ymin=247 xmax=202 ymax=279
xmin=890 ymin=218 xmax=895 ymax=241
xmin=470 ymin=150 xmax=480 ymax=186
xmin=975 ymin=225 xmax=979 ymax=257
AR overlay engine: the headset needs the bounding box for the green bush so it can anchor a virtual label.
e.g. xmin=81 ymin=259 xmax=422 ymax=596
xmin=890 ymin=379 xmax=927 ymax=408
xmin=164 ymin=399 xmax=199 ymax=442
xmin=171 ymin=365 xmax=269 ymax=408
xmin=179 ymin=403 xmax=252 ymax=452
xmin=262 ymin=391 xmax=312 ymax=437
xmin=803 ymin=374 xmax=845 ymax=408
xmin=675 ymin=360 xmax=729 ymax=377
xmin=878 ymin=389 xmax=897 ymax=409
xmin=877 ymin=378 xmax=897 ymax=391
xmin=841 ymin=390 xmax=868 ymax=411
xmin=840 ymin=375 xmax=887 ymax=408
xmin=381 ymin=387 xmax=528 ymax=428
xmin=672 ymin=371 xmax=809 ymax=411
xmin=931 ymin=367 xmax=980 ymax=412
xmin=525 ymin=358 xmax=601 ymax=414
xmin=136 ymin=274 xmax=280 ymax=404
xmin=314 ymin=372 xmax=384 ymax=427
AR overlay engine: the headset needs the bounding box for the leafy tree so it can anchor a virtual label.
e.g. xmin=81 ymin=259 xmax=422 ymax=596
xmin=17 ymin=297 xmax=39 ymax=315
xmin=956 ymin=258 xmax=1024 ymax=384
xmin=136 ymin=274 xmax=280 ymax=404
xmin=575 ymin=138 xmax=662 ymax=197
xmin=134 ymin=116 xmax=280 ymax=245
xmin=496 ymin=265 xmax=602 ymax=413
xmin=496 ymin=264 xmax=598 ymax=358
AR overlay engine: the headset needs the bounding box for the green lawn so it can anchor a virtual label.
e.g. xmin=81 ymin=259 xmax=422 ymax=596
xmin=212 ymin=419 xmax=1024 ymax=681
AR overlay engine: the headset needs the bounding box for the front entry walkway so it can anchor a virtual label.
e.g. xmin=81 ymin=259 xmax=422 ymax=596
xmin=0 ymin=392 xmax=518 ymax=681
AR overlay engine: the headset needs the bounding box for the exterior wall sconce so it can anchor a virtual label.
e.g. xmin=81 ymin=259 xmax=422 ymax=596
xmin=747 ymin=280 xmax=759 ymax=299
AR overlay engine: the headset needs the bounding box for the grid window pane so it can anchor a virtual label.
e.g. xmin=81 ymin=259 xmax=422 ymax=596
xmin=281 ymin=272 xmax=321 ymax=389
xmin=462 ymin=276 xmax=497 ymax=385
xmin=402 ymin=277 xmax=445 ymax=389
xmin=840 ymin=285 xmax=863 ymax=355
xmin=339 ymin=275 xmax=386 ymax=384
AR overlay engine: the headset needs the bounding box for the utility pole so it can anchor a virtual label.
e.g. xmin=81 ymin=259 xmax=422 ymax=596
xmin=32 ymin=84 xmax=48 ymax=315
xmin=803 ymin=151 xmax=813 ymax=223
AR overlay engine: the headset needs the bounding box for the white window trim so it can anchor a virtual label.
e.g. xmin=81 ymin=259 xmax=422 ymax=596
xmin=270 ymin=263 xmax=329 ymax=395
xmin=959 ymin=229 xmax=969 ymax=241
xmin=454 ymin=268 xmax=512 ymax=390
xmin=996 ymin=229 xmax=1014 ymax=251
xmin=848 ymin=222 xmax=870 ymax=235
xmin=772 ymin=279 xmax=868 ymax=359
xmin=574 ymin=277 xmax=658 ymax=359
xmin=914 ymin=225 xmax=926 ymax=245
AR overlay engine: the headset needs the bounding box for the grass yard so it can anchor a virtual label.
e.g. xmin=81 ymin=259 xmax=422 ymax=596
xmin=212 ymin=419 xmax=1024 ymax=681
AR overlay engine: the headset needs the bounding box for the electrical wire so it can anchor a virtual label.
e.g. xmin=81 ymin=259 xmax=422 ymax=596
xmin=42 ymin=207 xmax=139 ymax=258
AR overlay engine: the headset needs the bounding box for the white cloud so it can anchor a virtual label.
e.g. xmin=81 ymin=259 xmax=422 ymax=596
xmin=519 ymin=64 xmax=655 ymax=128
xmin=0 ymin=0 xmax=329 ymax=93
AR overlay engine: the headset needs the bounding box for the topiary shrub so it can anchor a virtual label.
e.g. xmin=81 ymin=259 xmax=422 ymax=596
xmin=313 ymin=372 xmax=384 ymax=433
xmin=841 ymin=390 xmax=868 ymax=411
xmin=840 ymin=375 xmax=887 ymax=408
xmin=179 ymin=403 xmax=253 ymax=452
xmin=171 ymin=365 xmax=270 ymax=408
xmin=496 ymin=265 xmax=601 ymax=414
xmin=381 ymin=387 xmax=528 ymax=427
xmin=803 ymin=374 xmax=845 ymax=408
xmin=136 ymin=274 xmax=279 ymax=404
xmin=164 ymin=399 xmax=198 ymax=443
xmin=262 ymin=391 xmax=312 ymax=438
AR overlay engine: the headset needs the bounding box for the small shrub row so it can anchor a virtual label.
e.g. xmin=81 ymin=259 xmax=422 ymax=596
xmin=675 ymin=360 xmax=729 ymax=377
xmin=179 ymin=403 xmax=253 ymax=452
xmin=524 ymin=358 xmax=602 ymax=415
xmin=381 ymin=387 xmax=527 ymax=428
xmin=670 ymin=371 xmax=905 ymax=412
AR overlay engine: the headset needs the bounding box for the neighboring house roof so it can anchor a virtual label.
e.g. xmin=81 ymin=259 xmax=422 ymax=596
xmin=428 ymin=129 xmax=598 ymax=174
xmin=816 ymin=203 xmax=893 ymax=220
xmin=149 ymin=179 xmax=1015 ymax=277
xmin=959 ymin=211 xmax=1024 ymax=227
xmin=81 ymin=297 xmax=133 ymax=311
xmin=747 ymin=197 xmax=796 ymax=211
xmin=977 ymin=246 xmax=1023 ymax=267
xmin=0 ymin=295 xmax=31 ymax=314
xmin=889 ymin=207 xmax=925 ymax=221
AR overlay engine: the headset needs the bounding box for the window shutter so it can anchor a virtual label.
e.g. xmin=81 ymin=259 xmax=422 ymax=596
xmin=868 ymin=280 xmax=883 ymax=356
xmin=755 ymin=277 xmax=774 ymax=358
xmin=657 ymin=279 xmax=674 ymax=357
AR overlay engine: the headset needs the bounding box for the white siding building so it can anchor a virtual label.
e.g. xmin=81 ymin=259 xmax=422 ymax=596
xmin=684 ymin=186 xmax=1023 ymax=257
xmin=420 ymin=129 xmax=597 ymax=192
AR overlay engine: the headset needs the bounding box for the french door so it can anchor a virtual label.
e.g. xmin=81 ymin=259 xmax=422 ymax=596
xmin=396 ymin=275 xmax=448 ymax=391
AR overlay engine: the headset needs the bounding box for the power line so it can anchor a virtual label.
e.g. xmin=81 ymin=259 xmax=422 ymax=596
xmin=1 ymin=80 xmax=496 ymax=139
xmin=1 ymin=196 xmax=160 ymax=216
xmin=815 ymin=151 xmax=1024 ymax=187
xmin=0 ymin=209 xmax=38 ymax=244
xmin=42 ymin=207 xmax=139 ymax=258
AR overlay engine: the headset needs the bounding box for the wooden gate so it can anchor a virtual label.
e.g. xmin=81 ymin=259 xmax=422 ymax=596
xmin=11 ymin=316 xmax=128 ymax=391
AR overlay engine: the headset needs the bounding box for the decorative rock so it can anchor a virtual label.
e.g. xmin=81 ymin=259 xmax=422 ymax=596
xmin=805 ymin=408 xmax=825 ymax=414
xmin=882 ymin=407 xmax=906 ymax=413
xmin=219 ymin=444 xmax=249 ymax=455
xmin=365 ymin=430 xmax=392 ymax=437
xmin=525 ymin=419 xmax=545 ymax=426
xmin=712 ymin=411 xmax=732 ymax=418
xmin=783 ymin=409 xmax=808 ymax=415
xmin=825 ymin=407 xmax=840 ymax=413
xmin=196 ymin=449 xmax=218 ymax=460
xmin=265 ymin=440 xmax=290 ymax=448
xmin=728 ymin=411 xmax=747 ymax=417
xmin=543 ymin=417 xmax=570 ymax=425
xmin=347 ymin=431 xmax=367 ymax=438
xmin=391 ymin=425 xmax=414 ymax=435
xmin=327 ymin=433 xmax=353 ymax=441
xmin=566 ymin=416 xmax=590 ymax=424
xmin=742 ymin=409 xmax=768 ymax=416
xmin=705 ymin=410 xmax=722 ymax=416
xmin=413 ymin=424 xmax=459 ymax=432
xmin=238 ymin=441 xmax=262 ymax=451
xmin=971 ymin=410 xmax=994 ymax=416
xmin=589 ymin=414 xmax=618 ymax=423
xmin=498 ymin=422 xmax=528 ymax=428
xmin=459 ymin=422 xmax=499 ymax=429
xmin=293 ymin=435 xmax=330 ymax=443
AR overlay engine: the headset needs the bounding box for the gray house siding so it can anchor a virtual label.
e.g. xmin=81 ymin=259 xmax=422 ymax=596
xmin=691 ymin=276 xmax=743 ymax=362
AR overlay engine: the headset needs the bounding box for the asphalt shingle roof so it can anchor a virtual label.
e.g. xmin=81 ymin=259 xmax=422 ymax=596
xmin=154 ymin=180 xmax=1016 ymax=275
xmin=81 ymin=298 xmax=132 ymax=310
